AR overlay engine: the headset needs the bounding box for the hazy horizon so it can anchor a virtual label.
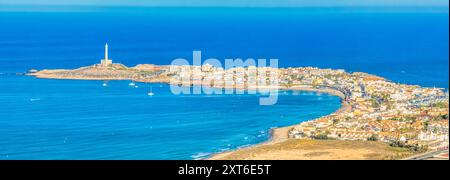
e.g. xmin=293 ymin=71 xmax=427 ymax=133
xmin=1 ymin=4 xmax=449 ymax=13
xmin=1 ymin=0 xmax=448 ymax=7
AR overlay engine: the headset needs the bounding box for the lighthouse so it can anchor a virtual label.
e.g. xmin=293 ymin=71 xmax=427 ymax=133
xmin=100 ymin=43 xmax=112 ymax=67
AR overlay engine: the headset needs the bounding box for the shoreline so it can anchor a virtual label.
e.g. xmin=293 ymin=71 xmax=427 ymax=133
xmin=28 ymin=72 xmax=352 ymax=159
xmin=208 ymin=90 xmax=350 ymax=160
xmin=27 ymin=64 xmax=449 ymax=160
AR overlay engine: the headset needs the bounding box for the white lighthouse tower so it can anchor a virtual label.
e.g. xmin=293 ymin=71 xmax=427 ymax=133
xmin=100 ymin=43 xmax=112 ymax=67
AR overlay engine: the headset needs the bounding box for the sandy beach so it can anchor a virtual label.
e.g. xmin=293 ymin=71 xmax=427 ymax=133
xmin=209 ymin=93 xmax=353 ymax=160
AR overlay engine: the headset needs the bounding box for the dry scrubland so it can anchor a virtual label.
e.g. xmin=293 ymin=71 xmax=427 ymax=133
xmin=210 ymin=139 xmax=416 ymax=160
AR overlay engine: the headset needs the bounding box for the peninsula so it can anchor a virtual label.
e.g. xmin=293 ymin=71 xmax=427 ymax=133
xmin=28 ymin=45 xmax=449 ymax=160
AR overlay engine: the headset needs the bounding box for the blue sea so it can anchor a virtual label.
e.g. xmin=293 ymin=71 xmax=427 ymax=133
xmin=0 ymin=7 xmax=448 ymax=159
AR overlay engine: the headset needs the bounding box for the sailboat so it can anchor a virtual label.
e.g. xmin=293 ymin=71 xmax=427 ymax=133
xmin=148 ymin=86 xmax=155 ymax=96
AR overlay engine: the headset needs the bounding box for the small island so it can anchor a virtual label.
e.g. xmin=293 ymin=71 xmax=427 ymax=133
xmin=28 ymin=44 xmax=449 ymax=160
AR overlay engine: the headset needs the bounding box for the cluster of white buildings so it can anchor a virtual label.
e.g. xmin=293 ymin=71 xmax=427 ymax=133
xmin=280 ymin=67 xmax=449 ymax=149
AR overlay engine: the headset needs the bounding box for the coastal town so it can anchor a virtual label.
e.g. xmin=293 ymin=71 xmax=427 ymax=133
xmin=28 ymin=45 xmax=449 ymax=158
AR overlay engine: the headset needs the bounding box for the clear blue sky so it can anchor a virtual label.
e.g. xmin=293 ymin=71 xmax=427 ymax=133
xmin=0 ymin=0 xmax=449 ymax=7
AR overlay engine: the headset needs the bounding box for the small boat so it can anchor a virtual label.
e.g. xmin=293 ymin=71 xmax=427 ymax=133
xmin=148 ymin=87 xmax=155 ymax=96
xmin=129 ymin=81 xmax=136 ymax=86
xmin=134 ymin=85 xmax=139 ymax=88
xmin=102 ymin=82 xmax=108 ymax=87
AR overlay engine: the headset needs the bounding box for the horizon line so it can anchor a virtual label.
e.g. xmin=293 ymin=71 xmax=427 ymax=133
xmin=1 ymin=4 xmax=449 ymax=13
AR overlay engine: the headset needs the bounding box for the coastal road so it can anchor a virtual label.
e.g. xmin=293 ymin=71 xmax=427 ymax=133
xmin=404 ymin=150 xmax=449 ymax=160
